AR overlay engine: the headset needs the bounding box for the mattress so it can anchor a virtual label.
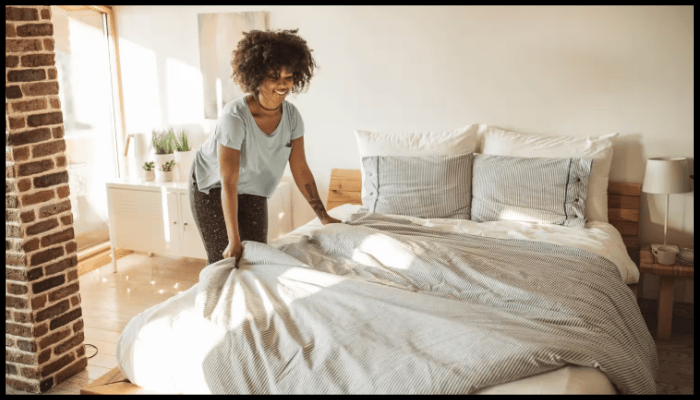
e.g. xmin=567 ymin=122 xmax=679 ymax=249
xmin=116 ymin=204 xmax=654 ymax=394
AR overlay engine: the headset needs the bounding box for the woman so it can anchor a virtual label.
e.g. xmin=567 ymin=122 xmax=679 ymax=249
xmin=190 ymin=28 xmax=340 ymax=266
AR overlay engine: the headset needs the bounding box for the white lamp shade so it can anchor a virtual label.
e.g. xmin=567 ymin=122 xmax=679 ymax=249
xmin=642 ymin=157 xmax=692 ymax=194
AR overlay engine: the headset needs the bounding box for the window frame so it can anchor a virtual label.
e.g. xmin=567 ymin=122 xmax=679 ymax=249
xmin=58 ymin=5 xmax=127 ymax=177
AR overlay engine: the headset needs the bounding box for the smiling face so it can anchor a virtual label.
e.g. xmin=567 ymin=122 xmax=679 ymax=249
xmin=256 ymin=66 xmax=294 ymax=110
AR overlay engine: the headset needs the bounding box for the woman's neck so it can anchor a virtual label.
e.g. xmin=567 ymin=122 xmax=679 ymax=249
xmin=254 ymin=93 xmax=281 ymax=113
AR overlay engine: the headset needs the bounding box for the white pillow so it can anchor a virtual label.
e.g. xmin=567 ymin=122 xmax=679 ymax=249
xmin=354 ymin=124 xmax=479 ymax=199
xmin=479 ymin=125 xmax=617 ymax=223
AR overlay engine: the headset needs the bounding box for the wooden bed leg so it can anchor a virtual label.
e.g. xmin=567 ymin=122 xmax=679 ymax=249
xmin=657 ymin=276 xmax=675 ymax=341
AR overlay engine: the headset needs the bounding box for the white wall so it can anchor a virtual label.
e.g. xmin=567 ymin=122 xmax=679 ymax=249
xmin=114 ymin=6 xmax=694 ymax=302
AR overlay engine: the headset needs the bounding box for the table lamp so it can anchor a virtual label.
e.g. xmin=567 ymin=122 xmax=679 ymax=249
xmin=641 ymin=157 xmax=692 ymax=251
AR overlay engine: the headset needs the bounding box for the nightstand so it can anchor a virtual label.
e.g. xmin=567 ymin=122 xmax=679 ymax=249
xmin=639 ymin=246 xmax=694 ymax=341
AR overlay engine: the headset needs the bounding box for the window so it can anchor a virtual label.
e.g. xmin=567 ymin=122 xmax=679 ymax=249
xmin=51 ymin=6 xmax=122 ymax=251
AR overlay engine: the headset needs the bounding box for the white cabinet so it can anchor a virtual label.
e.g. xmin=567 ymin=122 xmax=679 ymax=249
xmin=177 ymin=192 xmax=208 ymax=259
xmin=106 ymin=179 xmax=292 ymax=272
xmin=107 ymin=186 xmax=169 ymax=255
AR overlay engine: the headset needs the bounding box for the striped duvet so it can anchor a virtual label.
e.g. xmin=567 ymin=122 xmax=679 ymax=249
xmin=192 ymin=211 xmax=657 ymax=394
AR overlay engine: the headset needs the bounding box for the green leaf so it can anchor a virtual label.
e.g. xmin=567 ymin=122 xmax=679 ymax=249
xmin=161 ymin=159 xmax=176 ymax=171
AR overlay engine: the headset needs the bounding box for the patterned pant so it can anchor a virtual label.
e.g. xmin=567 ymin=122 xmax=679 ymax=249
xmin=189 ymin=166 xmax=267 ymax=265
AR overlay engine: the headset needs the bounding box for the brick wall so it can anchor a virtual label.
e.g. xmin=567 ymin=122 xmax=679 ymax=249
xmin=6 ymin=5 xmax=87 ymax=393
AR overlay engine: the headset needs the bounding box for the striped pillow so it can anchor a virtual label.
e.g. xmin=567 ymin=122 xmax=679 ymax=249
xmin=471 ymin=154 xmax=592 ymax=227
xmin=361 ymin=153 xmax=473 ymax=219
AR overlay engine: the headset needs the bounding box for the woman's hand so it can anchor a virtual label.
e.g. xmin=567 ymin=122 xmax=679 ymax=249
xmin=222 ymin=240 xmax=243 ymax=266
xmin=321 ymin=215 xmax=342 ymax=225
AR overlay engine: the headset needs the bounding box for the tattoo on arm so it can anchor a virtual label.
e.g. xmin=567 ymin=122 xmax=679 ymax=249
xmin=304 ymin=182 xmax=314 ymax=198
xmin=305 ymin=182 xmax=327 ymax=218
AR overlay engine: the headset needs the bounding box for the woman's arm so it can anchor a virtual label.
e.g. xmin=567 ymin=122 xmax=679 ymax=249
xmin=288 ymin=136 xmax=341 ymax=224
xmin=218 ymin=143 xmax=243 ymax=260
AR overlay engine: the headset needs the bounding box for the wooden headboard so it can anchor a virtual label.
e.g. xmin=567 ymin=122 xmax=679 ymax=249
xmin=327 ymin=168 xmax=641 ymax=263
xmin=327 ymin=169 xmax=363 ymax=210
xmin=607 ymin=181 xmax=641 ymax=264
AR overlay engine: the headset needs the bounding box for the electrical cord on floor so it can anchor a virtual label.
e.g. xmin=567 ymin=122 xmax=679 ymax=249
xmin=85 ymin=343 xmax=98 ymax=359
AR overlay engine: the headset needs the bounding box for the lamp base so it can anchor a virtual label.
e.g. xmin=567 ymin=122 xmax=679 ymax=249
xmin=651 ymin=243 xmax=679 ymax=252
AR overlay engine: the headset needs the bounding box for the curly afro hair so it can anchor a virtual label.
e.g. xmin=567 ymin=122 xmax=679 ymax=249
xmin=231 ymin=29 xmax=316 ymax=95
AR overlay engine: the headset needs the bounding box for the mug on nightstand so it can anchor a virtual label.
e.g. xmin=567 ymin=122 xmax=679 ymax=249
xmin=679 ymin=245 xmax=694 ymax=265
xmin=652 ymin=245 xmax=678 ymax=265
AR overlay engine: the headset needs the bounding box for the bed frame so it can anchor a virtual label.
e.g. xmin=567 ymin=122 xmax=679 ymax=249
xmin=81 ymin=169 xmax=642 ymax=395
xmin=80 ymin=367 xmax=157 ymax=394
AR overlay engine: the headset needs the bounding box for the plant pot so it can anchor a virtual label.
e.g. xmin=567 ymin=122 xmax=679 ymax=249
xmin=161 ymin=169 xmax=174 ymax=182
xmin=144 ymin=169 xmax=155 ymax=182
xmin=154 ymin=153 xmax=175 ymax=183
xmin=174 ymin=150 xmax=195 ymax=182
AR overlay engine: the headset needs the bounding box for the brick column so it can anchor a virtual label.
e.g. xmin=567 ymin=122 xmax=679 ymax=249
xmin=6 ymin=5 xmax=87 ymax=393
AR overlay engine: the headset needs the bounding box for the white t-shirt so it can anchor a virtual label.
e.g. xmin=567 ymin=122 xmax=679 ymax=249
xmin=193 ymin=96 xmax=304 ymax=198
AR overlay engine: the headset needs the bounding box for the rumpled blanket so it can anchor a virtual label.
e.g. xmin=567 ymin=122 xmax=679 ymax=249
xmin=195 ymin=211 xmax=657 ymax=394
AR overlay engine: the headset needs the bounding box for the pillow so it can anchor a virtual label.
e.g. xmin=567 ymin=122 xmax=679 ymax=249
xmin=479 ymin=125 xmax=617 ymax=223
xmin=354 ymin=124 xmax=478 ymax=199
xmin=361 ymin=153 xmax=473 ymax=219
xmin=471 ymin=154 xmax=592 ymax=228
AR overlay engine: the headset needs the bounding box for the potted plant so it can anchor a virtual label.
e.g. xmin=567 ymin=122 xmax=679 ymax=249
xmin=160 ymin=160 xmax=177 ymax=182
xmin=152 ymin=129 xmax=176 ymax=182
xmin=142 ymin=161 xmax=156 ymax=182
xmin=173 ymin=128 xmax=194 ymax=182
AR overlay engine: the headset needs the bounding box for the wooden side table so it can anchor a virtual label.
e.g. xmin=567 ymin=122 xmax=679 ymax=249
xmin=639 ymin=246 xmax=694 ymax=341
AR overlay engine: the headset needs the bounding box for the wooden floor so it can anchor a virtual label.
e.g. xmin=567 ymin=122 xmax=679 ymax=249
xmin=6 ymin=253 xmax=694 ymax=395
xmin=11 ymin=252 xmax=208 ymax=395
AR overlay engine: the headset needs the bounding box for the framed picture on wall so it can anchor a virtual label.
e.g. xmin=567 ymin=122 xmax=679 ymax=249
xmin=197 ymin=11 xmax=270 ymax=119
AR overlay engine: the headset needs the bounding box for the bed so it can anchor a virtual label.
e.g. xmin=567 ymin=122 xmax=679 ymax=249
xmin=95 ymin=125 xmax=657 ymax=394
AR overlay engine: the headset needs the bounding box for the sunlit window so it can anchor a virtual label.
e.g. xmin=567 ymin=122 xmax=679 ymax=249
xmin=51 ymin=6 xmax=120 ymax=251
